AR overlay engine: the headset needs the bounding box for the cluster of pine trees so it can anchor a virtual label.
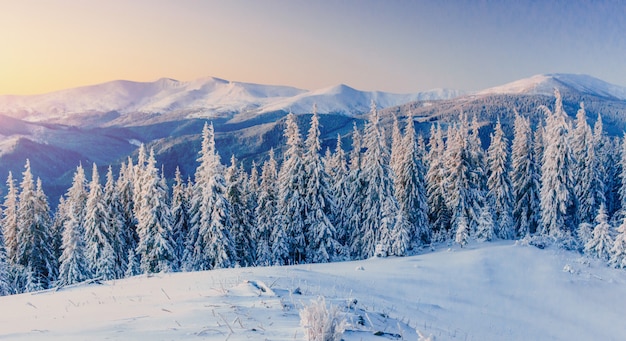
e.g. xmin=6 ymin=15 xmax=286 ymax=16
xmin=1 ymin=91 xmax=626 ymax=296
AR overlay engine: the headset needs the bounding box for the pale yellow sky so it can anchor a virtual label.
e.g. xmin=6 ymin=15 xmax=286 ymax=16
xmin=1 ymin=0 xmax=625 ymax=96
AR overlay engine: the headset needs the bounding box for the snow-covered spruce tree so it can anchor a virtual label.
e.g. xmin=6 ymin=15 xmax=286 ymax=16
xmin=444 ymin=118 xmax=484 ymax=245
xmin=15 ymin=161 xmax=56 ymax=291
xmin=604 ymin=137 xmax=622 ymax=219
xmin=83 ymin=164 xmax=116 ymax=280
xmin=254 ymin=150 xmax=279 ymax=265
xmin=609 ymin=216 xmax=626 ymax=268
xmin=426 ymin=124 xmax=451 ymax=241
xmin=618 ymin=137 xmax=626 ymax=220
xmin=277 ymin=113 xmax=307 ymax=264
xmin=58 ymin=201 xmax=91 ymax=286
xmin=125 ymin=248 xmax=140 ymax=277
xmin=476 ymin=202 xmax=495 ymax=242
xmin=539 ymin=90 xmax=576 ymax=241
xmin=244 ymin=161 xmax=259 ymax=245
xmin=135 ymin=149 xmax=177 ymax=273
xmin=303 ymin=108 xmax=339 ymax=263
xmin=584 ymin=204 xmax=614 ymax=261
xmin=186 ymin=123 xmax=235 ymax=270
xmin=327 ymin=134 xmax=349 ymax=251
xmin=511 ymin=113 xmax=541 ymax=237
xmin=455 ymin=214 xmax=470 ymax=248
xmin=395 ymin=114 xmax=430 ymax=246
xmin=2 ymin=172 xmax=19 ymax=265
xmin=357 ymin=102 xmax=403 ymax=258
xmin=341 ymin=124 xmax=366 ymax=257
xmin=468 ymin=114 xmax=488 ymax=195
xmin=226 ymin=155 xmax=255 ymax=267
xmin=593 ymin=114 xmax=614 ymax=215
xmin=102 ymin=166 xmax=127 ymax=279
xmin=486 ymin=119 xmax=514 ymax=239
xmin=170 ymin=167 xmax=190 ymax=270
xmin=571 ymin=103 xmax=604 ymax=225
xmin=390 ymin=114 xmax=404 ymax=178
xmin=0 ymin=224 xmax=10 ymax=296
xmin=116 ymin=159 xmax=138 ymax=256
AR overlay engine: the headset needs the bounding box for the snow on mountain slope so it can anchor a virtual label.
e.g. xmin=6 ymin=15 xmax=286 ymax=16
xmin=0 ymin=78 xmax=461 ymax=124
xmin=477 ymin=73 xmax=626 ymax=100
xmin=258 ymin=83 xmax=463 ymax=115
xmin=2 ymin=241 xmax=625 ymax=340
xmin=0 ymin=77 xmax=307 ymax=122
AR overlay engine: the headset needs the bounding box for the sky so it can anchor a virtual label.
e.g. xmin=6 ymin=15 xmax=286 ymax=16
xmin=1 ymin=0 xmax=625 ymax=95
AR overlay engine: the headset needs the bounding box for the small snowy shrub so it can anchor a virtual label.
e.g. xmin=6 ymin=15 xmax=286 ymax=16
xmin=300 ymin=296 xmax=346 ymax=341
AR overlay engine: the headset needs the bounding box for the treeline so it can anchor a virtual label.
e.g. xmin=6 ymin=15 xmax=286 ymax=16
xmin=1 ymin=92 xmax=626 ymax=296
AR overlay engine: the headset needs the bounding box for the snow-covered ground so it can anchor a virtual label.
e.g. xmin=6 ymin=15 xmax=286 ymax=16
xmin=2 ymin=241 xmax=625 ymax=340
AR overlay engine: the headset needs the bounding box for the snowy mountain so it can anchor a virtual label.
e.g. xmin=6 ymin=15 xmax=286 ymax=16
xmin=1 ymin=73 xmax=625 ymax=204
xmin=0 ymin=77 xmax=461 ymax=124
xmin=2 ymin=241 xmax=625 ymax=340
xmin=477 ymin=73 xmax=626 ymax=100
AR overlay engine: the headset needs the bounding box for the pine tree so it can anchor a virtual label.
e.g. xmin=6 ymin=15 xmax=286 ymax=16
xmin=426 ymin=124 xmax=451 ymax=240
xmin=357 ymin=102 xmax=402 ymax=258
xmin=117 ymin=159 xmax=138 ymax=256
xmin=395 ymin=114 xmax=430 ymax=246
xmin=302 ymin=108 xmax=338 ymax=263
xmin=277 ymin=113 xmax=307 ymax=264
xmin=57 ymin=166 xmax=92 ymax=286
xmin=0 ymin=223 xmax=10 ymax=296
xmin=171 ymin=167 xmax=190 ymax=270
xmin=2 ymin=172 xmax=19 ymax=265
xmin=135 ymin=149 xmax=177 ymax=273
xmin=254 ymin=150 xmax=279 ymax=266
xmin=16 ymin=161 xmax=56 ymax=290
xmin=475 ymin=203 xmax=495 ymax=242
xmin=609 ymin=216 xmax=626 ymax=269
xmin=186 ymin=123 xmax=235 ymax=270
xmin=344 ymin=124 xmax=368 ymax=258
xmin=83 ymin=164 xmax=117 ymax=280
xmin=455 ymin=214 xmax=470 ymax=247
xmin=540 ymin=90 xmax=576 ymax=240
xmin=511 ymin=113 xmax=541 ymax=237
xmin=102 ymin=166 xmax=126 ymax=279
xmin=125 ymin=248 xmax=140 ymax=277
xmin=584 ymin=204 xmax=614 ymax=261
xmin=390 ymin=115 xmax=404 ymax=178
xmin=486 ymin=119 xmax=514 ymax=239
xmin=226 ymin=155 xmax=255 ymax=267
xmin=444 ymin=117 xmax=484 ymax=243
xmin=58 ymin=201 xmax=91 ymax=286
xmin=572 ymin=103 xmax=604 ymax=225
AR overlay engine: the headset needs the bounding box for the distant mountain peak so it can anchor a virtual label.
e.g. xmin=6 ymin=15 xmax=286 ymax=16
xmin=478 ymin=73 xmax=626 ymax=100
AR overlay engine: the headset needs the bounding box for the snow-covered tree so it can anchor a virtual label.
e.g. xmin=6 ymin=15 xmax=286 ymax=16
xmin=102 ymin=166 xmax=126 ymax=279
xmin=455 ymin=214 xmax=470 ymax=248
xmin=395 ymin=114 xmax=430 ymax=245
xmin=486 ymin=119 xmax=514 ymax=239
xmin=170 ymin=167 xmax=189 ymax=269
xmin=135 ymin=149 xmax=177 ymax=273
xmin=277 ymin=113 xmax=307 ymax=264
xmin=117 ymin=159 xmax=138 ymax=254
xmin=572 ymin=103 xmax=604 ymax=225
xmin=303 ymin=108 xmax=338 ymax=263
xmin=0 ymin=225 xmax=10 ymax=295
xmin=390 ymin=115 xmax=404 ymax=177
xmin=255 ymin=150 xmax=279 ymax=265
xmin=186 ymin=123 xmax=235 ymax=270
xmin=83 ymin=164 xmax=116 ymax=280
xmin=540 ymin=90 xmax=576 ymax=240
xmin=510 ymin=113 xmax=541 ymax=236
xmin=355 ymin=102 xmax=402 ymax=258
xmin=16 ymin=161 xmax=56 ymax=290
xmin=609 ymin=216 xmax=626 ymax=268
xmin=226 ymin=155 xmax=255 ymax=267
xmin=2 ymin=172 xmax=19 ymax=265
xmin=584 ymin=204 xmax=613 ymax=261
xmin=444 ymin=117 xmax=484 ymax=243
xmin=58 ymin=201 xmax=91 ymax=286
xmin=426 ymin=124 xmax=451 ymax=240
xmin=475 ymin=203 xmax=495 ymax=242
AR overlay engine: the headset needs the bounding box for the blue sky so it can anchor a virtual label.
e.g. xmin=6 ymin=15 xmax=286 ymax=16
xmin=1 ymin=0 xmax=625 ymax=94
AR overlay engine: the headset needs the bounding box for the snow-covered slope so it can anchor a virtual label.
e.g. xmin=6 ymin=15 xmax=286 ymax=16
xmin=2 ymin=241 xmax=625 ymax=340
xmin=0 ymin=78 xmax=462 ymax=124
xmin=477 ymin=73 xmax=626 ymax=100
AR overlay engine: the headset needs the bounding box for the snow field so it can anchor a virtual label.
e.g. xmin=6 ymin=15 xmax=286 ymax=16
xmin=2 ymin=241 xmax=626 ymax=340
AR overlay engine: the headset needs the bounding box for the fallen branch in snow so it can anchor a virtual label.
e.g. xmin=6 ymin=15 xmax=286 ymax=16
xmin=45 ymin=277 xmax=105 ymax=293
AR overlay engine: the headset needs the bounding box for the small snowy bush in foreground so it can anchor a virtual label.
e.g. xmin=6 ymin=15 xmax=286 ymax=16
xmin=300 ymin=296 xmax=346 ymax=341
